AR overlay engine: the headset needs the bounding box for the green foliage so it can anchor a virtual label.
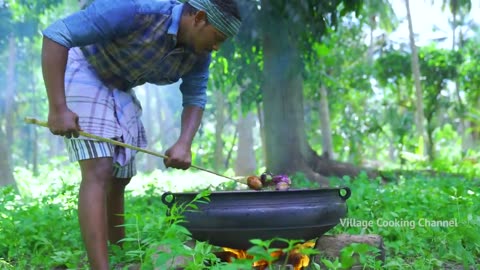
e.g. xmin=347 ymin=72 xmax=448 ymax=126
xmin=3 ymin=0 xmax=480 ymax=266
xmin=0 ymin=183 xmax=84 ymax=269
xmin=329 ymin=173 xmax=480 ymax=268
xmin=3 ymin=165 xmax=480 ymax=269
xmin=290 ymin=172 xmax=321 ymax=189
xmin=458 ymin=39 xmax=480 ymax=117
xmin=419 ymin=46 xmax=461 ymax=119
xmin=319 ymin=243 xmax=383 ymax=270
xmin=121 ymin=188 xmax=219 ymax=269
xmin=372 ymin=43 xmax=477 ymax=163
xmin=1 ymin=0 xmax=64 ymax=40
xmin=375 ymin=49 xmax=411 ymax=87
xmin=360 ymin=0 xmax=398 ymax=32
xmin=304 ymin=17 xmax=378 ymax=163
xmin=437 ymin=0 xmax=472 ymax=20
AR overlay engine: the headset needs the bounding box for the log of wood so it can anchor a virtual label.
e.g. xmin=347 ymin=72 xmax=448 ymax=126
xmin=314 ymin=234 xmax=385 ymax=268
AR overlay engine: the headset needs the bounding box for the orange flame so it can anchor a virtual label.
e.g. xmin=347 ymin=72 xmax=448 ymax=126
xmin=221 ymin=241 xmax=314 ymax=270
xmin=289 ymin=241 xmax=315 ymax=270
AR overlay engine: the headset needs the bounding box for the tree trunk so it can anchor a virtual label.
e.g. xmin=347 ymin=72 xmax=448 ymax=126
xmin=256 ymin=100 xmax=267 ymax=167
xmin=214 ymin=90 xmax=225 ymax=171
xmin=143 ymin=84 xmax=157 ymax=172
xmin=405 ymin=0 xmax=427 ymax=158
xmin=32 ymin=125 xmax=39 ymax=176
xmin=426 ymin=118 xmax=435 ymax=161
xmin=451 ymin=12 xmax=457 ymax=51
xmin=367 ymin=16 xmax=376 ymax=66
xmin=452 ymin=13 xmax=473 ymax=154
xmin=6 ymin=34 xmax=16 ymax=165
xmin=260 ymin=1 xmax=380 ymax=184
xmin=30 ymin=51 xmax=39 ymax=176
xmin=0 ymin=34 xmax=17 ymax=189
xmin=0 ymin=129 xmax=16 ymax=189
xmin=235 ymin=98 xmax=256 ymax=176
xmin=154 ymin=85 xmax=179 ymax=170
xmin=319 ymin=85 xmax=334 ymax=159
xmin=261 ymin=2 xmax=317 ymax=179
xmin=48 ymin=136 xmax=65 ymax=158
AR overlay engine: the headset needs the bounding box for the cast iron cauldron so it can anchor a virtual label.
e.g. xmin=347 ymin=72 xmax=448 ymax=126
xmin=161 ymin=187 xmax=351 ymax=249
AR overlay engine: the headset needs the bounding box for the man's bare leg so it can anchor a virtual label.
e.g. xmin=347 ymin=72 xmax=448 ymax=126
xmin=107 ymin=177 xmax=131 ymax=246
xmin=78 ymin=157 xmax=113 ymax=270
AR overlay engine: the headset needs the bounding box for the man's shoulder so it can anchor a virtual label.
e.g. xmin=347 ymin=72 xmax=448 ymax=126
xmin=135 ymin=0 xmax=182 ymax=15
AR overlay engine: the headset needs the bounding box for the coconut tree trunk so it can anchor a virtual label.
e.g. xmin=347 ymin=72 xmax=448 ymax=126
xmin=405 ymin=0 xmax=427 ymax=157
xmin=319 ymin=84 xmax=334 ymax=159
xmin=30 ymin=51 xmax=39 ymax=176
xmin=0 ymin=34 xmax=17 ymax=189
xmin=256 ymin=100 xmax=266 ymax=167
xmin=235 ymin=97 xmax=256 ymax=176
xmin=367 ymin=16 xmax=376 ymax=66
xmin=214 ymin=90 xmax=225 ymax=171
xmin=6 ymin=35 xmax=16 ymax=160
xmin=154 ymin=86 xmax=178 ymax=170
xmin=452 ymin=11 xmax=473 ymax=153
xmin=0 ymin=129 xmax=16 ymax=189
xmin=143 ymin=85 xmax=157 ymax=172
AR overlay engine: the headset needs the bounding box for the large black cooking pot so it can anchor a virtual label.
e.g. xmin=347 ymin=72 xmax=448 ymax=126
xmin=161 ymin=187 xmax=351 ymax=249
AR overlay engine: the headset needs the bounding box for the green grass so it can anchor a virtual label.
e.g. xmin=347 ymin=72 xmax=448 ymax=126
xmin=328 ymin=173 xmax=480 ymax=269
xmin=1 ymin=160 xmax=479 ymax=269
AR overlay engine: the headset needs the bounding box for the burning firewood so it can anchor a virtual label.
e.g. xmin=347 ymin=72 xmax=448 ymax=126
xmin=219 ymin=241 xmax=315 ymax=270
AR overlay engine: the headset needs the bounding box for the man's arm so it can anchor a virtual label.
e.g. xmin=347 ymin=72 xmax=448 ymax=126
xmin=178 ymin=106 xmax=204 ymax=149
xmin=42 ymin=37 xmax=81 ymax=137
xmin=164 ymin=106 xmax=203 ymax=169
xmin=163 ymin=54 xmax=211 ymax=169
xmin=41 ymin=0 xmax=137 ymax=136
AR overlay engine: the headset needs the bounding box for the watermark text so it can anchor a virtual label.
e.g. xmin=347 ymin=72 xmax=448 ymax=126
xmin=340 ymin=218 xmax=458 ymax=229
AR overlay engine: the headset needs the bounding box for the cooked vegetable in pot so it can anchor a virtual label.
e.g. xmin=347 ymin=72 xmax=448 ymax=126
xmin=247 ymin=175 xmax=263 ymax=190
xmin=246 ymin=172 xmax=291 ymax=191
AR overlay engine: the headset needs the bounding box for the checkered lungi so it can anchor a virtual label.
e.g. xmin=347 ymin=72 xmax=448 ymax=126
xmin=63 ymin=47 xmax=147 ymax=178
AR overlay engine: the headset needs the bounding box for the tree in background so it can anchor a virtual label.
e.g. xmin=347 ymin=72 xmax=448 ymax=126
xmin=374 ymin=49 xmax=414 ymax=165
xmin=437 ymin=0 xmax=474 ymax=153
xmin=437 ymin=0 xmax=472 ymax=50
xmin=226 ymin=0 xmax=390 ymax=184
xmin=405 ymin=0 xmax=428 ymax=158
xmin=363 ymin=0 xmax=398 ymax=64
xmin=0 ymin=0 xmax=65 ymax=188
xmin=418 ymin=46 xmax=461 ymax=161
xmin=458 ymin=38 xmax=480 ymax=147
xmin=374 ymin=45 xmax=466 ymax=163
xmin=4 ymin=0 xmax=480 ymax=189
xmin=304 ymin=21 xmax=373 ymax=164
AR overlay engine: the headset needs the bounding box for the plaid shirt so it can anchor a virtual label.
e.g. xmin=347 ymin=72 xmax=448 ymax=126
xmin=43 ymin=0 xmax=210 ymax=109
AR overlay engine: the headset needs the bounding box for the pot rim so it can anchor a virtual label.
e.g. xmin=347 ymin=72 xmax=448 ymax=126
xmin=161 ymin=186 xmax=351 ymax=208
xmin=168 ymin=186 xmax=350 ymax=196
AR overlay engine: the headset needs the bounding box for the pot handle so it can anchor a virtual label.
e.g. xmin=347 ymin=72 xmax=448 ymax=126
xmin=339 ymin=187 xmax=351 ymax=201
xmin=161 ymin=192 xmax=175 ymax=209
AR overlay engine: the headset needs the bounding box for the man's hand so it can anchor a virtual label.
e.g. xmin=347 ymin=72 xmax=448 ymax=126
xmin=163 ymin=142 xmax=192 ymax=170
xmin=48 ymin=108 xmax=81 ymax=138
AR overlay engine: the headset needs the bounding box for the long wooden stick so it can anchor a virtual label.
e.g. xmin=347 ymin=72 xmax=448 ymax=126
xmin=24 ymin=117 xmax=246 ymax=184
